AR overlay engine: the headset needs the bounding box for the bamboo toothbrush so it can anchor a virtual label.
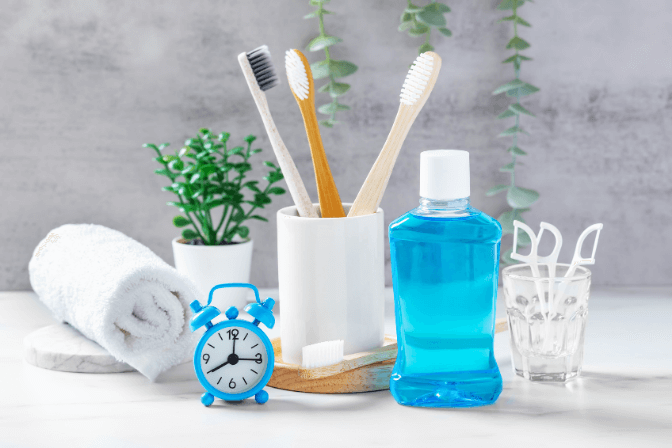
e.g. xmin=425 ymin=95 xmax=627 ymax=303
xmin=285 ymin=49 xmax=346 ymax=218
xmin=237 ymin=46 xmax=318 ymax=218
xmin=348 ymin=51 xmax=442 ymax=217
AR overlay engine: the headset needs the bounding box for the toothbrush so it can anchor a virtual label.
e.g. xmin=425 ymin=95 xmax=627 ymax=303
xmin=237 ymin=46 xmax=318 ymax=218
xmin=348 ymin=52 xmax=442 ymax=217
xmin=285 ymin=49 xmax=346 ymax=218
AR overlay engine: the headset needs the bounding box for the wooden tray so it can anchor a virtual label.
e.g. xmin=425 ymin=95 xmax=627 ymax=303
xmin=267 ymin=335 xmax=397 ymax=394
xmin=267 ymin=318 xmax=509 ymax=394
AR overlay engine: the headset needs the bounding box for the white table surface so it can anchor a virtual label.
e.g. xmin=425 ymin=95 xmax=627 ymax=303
xmin=1 ymin=287 xmax=671 ymax=447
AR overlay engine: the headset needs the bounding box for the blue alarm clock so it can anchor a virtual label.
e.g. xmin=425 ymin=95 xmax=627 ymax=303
xmin=189 ymin=283 xmax=275 ymax=406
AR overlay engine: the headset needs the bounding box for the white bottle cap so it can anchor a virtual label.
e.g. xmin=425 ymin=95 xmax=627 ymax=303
xmin=419 ymin=150 xmax=470 ymax=200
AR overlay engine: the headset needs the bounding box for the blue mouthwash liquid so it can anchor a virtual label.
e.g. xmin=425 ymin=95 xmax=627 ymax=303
xmin=389 ymin=150 xmax=502 ymax=407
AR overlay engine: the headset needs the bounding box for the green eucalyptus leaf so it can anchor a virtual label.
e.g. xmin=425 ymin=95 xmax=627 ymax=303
xmin=509 ymin=103 xmax=535 ymax=117
xmin=307 ymin=35 xmax=343 ymax=52
xmin=182 ymin=229 xmax=198 ymax=241
xmin=173 ymin=216 xmax=190 ymax=227
xmin=263 ymin=161 xmax=277 ymax=169
xmin=143 ymin=143 xmax=159 ymax=151
xmin=497 ymin=0 xmax=525 ymax=11
xmin=181 ymin=165 xmax=197 ymax=175
xmin=416 ymin=9 xmax=446 ymax=27
xmin=234 ymin=162 xmax=252 ymax=173
xmin=251 ymin=148 xmax=262 ymax=154
xmin=405 ymin=4 xmax=423 ymax=13
xmin=401 ymin=12 xmax=412 ymax=22
xmin=506 ymin=82 xmax=539 ymax=97
xmin=492 ymin=79 xmax=525 ymax=95
xmin=166 ymin=201 xmax=182 ymax=208
xmin=515 ymin=15 xmax=531 ymax=26
xmin=425 ymin=3 xmax=451 ymax=13
xmin=500 ymin=162 xmax=515 ymax=172
xmin=329 ymin=60 xmax=358 ymax=78
xmin=486 ymin=185 xmax=509 ymax=196
xmin=189 ymin=173 xmax=201 ymax=184
xmin=507 ymin=186 xmax=540 ymax=209
xmin=250 ymin=215 xmax=269 ymax=222
xmin=502 ymin=54 xmax=532 ymax=64
xmin=438 ymin=27 xmax=452 ymax=37
xmin=418 ymin=43 xmax=434 ymax=54
xmin=398 ymin=21 xmax=413 ymax=32
xmin=180 ymin=203 xmax=199 ymax=213
xmin=154 ymin=169 xmax=171 ymax=177
xmin=408 ymin=24 xmax=430 ymax=37
xmin=311 ymin=60 xmax=330 ymax=79
xmin=507 ymin=36 xmax=530 ymax=50
xmin=318 ymin=102 xmax=350 ymax=114
xmin=508 ymin=146 xmax=527 ymax=156
xmin=497 ymin=109 xmax=516 ymax=119
xmin=190 ymin=189 xmax=203 ymax=199
xmin=498 ymin=125 xmax=529 ymax=137
xmin=319 ymin=119 xmax=335 ymax=128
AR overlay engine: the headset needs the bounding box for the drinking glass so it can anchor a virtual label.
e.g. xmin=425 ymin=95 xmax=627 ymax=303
xmin=502 ymin=264 xmax=591 ymax=382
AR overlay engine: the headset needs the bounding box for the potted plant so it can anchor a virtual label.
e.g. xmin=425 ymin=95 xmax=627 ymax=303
xmin=143 ymin=128 xmax=286 ymax=309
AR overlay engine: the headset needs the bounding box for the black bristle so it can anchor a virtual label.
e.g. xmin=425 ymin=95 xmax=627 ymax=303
xmin=246 ymin=45 xmax=278 ymax=92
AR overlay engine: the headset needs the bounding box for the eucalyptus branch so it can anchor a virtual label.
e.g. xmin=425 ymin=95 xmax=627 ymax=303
xmin=399 ymin=1 xmax=452 ymax=55
xmin=304 ymin=0 xmax=358 ymax=128
xmin=487 ymin=0 xmax=540 ymax=264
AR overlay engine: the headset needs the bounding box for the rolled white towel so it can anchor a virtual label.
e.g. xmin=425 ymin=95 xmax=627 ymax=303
xmin=28 ymin=224 xmax=199 ymax=381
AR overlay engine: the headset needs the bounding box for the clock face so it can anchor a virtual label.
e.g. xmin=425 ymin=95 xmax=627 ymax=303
xmin=198 ymin=325 xmax=269 ymax=395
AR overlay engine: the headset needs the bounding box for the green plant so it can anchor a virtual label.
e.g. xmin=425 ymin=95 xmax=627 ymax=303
xmin=304 ymin=0 xmax=358 ymax=128
xmin=487 ymin=0 xmax=540 ymax=264
xmin=143 ymin=129 xmax=286 ymax=245
xmin=399 ymin=1 xmax=452 ymax=55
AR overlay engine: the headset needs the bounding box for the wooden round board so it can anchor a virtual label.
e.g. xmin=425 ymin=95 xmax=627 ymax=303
xmin=267 ymin=335 xmax=397 ymax=394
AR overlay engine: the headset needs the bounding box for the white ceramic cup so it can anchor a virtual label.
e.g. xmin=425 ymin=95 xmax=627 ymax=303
xmin=172 ymin=238 xmax=254 ymax=309
xmin=277 ymin=203 xmax=385 ymax=365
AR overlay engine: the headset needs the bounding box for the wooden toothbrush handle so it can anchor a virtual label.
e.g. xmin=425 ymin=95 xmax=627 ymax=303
xmin=348 ymin=105 xmax=416 ymax=217
xmin=300 ymin=102 xmax=346 ymax=218
xmin=237 ymin=53 xmax=318 ymax=218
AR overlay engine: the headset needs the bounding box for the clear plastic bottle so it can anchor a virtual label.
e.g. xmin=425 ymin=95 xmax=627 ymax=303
xmin=389 ymin=150 xmax=503 ymax=407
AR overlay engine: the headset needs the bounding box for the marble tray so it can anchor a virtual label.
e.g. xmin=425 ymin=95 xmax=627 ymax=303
xmin=24 ymin=323 xmax=134 ymax=373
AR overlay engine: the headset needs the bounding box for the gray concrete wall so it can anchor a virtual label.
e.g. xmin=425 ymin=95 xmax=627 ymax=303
xmin=1 ymin=0 xmax=669 ymax=289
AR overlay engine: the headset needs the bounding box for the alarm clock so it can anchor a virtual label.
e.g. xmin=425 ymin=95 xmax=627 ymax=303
xmin=189 ymin=283 xmax=276 ymax=406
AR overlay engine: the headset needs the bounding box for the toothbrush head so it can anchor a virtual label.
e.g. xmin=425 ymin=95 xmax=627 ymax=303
xmin=301 ymin=340 xmax=344 ymax=369
xmin=400 ymin=51 xmax=441 ymax=107
xmin=246 ymin=45 xmax=279 ymax=92
xmin=285 ymin=49 xmax=312 ymax=102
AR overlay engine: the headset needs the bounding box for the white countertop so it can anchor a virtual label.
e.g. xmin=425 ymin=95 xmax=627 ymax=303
xmin=1 ymin=287 xmax=671 ymax=447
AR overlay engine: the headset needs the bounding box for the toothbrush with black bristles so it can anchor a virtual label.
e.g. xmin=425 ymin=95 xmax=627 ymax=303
xmin=238 ymin=46 xmax=318 ymax=218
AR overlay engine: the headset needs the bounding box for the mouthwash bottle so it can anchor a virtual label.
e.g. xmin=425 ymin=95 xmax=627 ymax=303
xmin=389 ymin=150 xmax=502 ymax=407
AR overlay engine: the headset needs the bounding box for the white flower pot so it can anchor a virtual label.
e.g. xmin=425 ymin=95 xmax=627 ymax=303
xmin=172 ymin=238 xmax=254 ymax=310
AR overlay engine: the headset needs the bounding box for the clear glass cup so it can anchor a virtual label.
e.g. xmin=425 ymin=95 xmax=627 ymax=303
xmin=502 ymin=264 xmax=591 ymax=382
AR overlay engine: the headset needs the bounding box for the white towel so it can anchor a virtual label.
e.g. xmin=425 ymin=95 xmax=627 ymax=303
xmin=29 ymin=224 xmax=199 ymax=381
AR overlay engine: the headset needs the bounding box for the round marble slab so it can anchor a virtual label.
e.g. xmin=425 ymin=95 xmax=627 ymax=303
xmin=24 ymin=323 xmax=135 ymax=373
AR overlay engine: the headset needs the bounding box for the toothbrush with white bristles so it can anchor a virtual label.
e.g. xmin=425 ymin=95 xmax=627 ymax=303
xmin=237 ymin=46 xmax=318 ymax=218
xmin=348 ymin=52 xmax=442 ymax=217
xmin=285 ymin=48 xmax=346 ymax=218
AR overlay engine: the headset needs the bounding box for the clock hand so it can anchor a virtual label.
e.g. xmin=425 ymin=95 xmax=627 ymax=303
xmin=237 ymin=358 xmax=261 ymax=361
xmin=207 ymin=361 xmax=229 ymax=374
xmin=232 ymin=338 xmax=236 ymax=355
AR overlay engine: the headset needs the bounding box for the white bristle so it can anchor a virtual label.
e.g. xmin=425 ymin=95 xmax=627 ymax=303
xmin=301 ymin=340 xmax=344 ymax=369
xmin=400 ymin=52 xmax=434 ymax=106
xmin=285 ymin=49 xmax=310 ymax=101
